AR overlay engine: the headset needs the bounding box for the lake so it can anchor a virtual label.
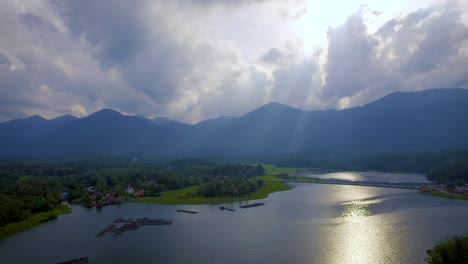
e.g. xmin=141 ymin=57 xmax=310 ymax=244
xmin=0 ymin=174 xmax=467 ymax=264
xmin=302 ymin=171 xmax=429 ymax=183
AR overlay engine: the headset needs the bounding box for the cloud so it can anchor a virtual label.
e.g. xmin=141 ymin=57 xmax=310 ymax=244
xmin=321 ymin=7 xmax=382 ymax=102
xmin=318 ymin=1 xmax=468 ymax=109
xmin=0 ymin=0 xmax=467 ymax=123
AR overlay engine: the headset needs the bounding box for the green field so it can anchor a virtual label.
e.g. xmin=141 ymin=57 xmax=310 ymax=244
xmin=130 ymin=172 xmax=293 ymax=205
xmin=285 ymin=176 xmax=320 ymax=182
xmin=263 ymin=164 xmax=312 ymax=174
xmin=263 ymin=165 xmax=319 ymax=182
xmin=422 ymin=191 xmax=468 ymax=201
xmin=129 ymin=181 xmax=292 ymax=205
xmin=0 ymin=204 xmax=72 ymax=240
xmin=129 ymin=164 xmax=324 ymax=205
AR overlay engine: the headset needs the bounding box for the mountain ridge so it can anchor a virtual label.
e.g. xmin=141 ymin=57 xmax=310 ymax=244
xmin=1 ymin=88 xmax=468 ymax=158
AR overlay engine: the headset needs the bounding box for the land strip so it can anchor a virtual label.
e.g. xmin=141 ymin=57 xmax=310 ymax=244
xmin=0 ymin=204 xmax=71 ymax=240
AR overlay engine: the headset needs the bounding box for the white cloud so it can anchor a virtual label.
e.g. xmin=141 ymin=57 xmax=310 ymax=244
xmin=0 ymin=0 xmax=467 ymax=123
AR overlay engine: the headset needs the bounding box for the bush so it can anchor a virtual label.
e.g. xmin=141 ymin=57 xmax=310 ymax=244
xmin=425 ymin=236 xmax=468 ymax=264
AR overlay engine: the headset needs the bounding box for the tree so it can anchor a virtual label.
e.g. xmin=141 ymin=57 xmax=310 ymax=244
xmin=255 ymin=164 xmax=266 ymax=176
xmin=425 ymin=236 xmax=468 ymax=264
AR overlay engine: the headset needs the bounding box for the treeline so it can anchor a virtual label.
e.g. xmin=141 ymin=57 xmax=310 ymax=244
xmin=248 ymin=149 xmax=468 ymax=183
xmin=199 ymin=164 xmax=265 ymax=197
xmin=427 ymin=162 xmax=468 ymax=183
xmin=0 ymin=175 xmax=61 ymax=226
xmin=425 ymin=236 xmax=468 ymax=264
xmin=0 ymin=159 xmax=266 ymax=227
xmin=200 ymin=177 xmax=264 ymax=197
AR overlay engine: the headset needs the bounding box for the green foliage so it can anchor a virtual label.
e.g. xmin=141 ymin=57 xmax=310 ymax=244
xmin=129 ymin=180 xmax=291 ymax=205
xmin=0 ymin=204 xmax=71 ymax=240
xmin=200 ymin=177 xmax=264 ymax=197
xmin=424 ymin=236 xmax=468 ymax=264
xmin=252 ymin=149 xmax=468 ymax=174
xmin=0 ymin=159 xmax=269 ymax=225
xmin=428 ymin=161 xmax=468 ymax=183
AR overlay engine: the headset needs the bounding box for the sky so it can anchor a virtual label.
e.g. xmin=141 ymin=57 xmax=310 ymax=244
xmin=1 ymin=0 xmax=468 ymax=123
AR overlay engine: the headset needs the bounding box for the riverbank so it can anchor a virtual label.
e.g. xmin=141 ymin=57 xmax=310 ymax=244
xmin=421 ymin=191 xmax=468 ymax=201
xmin=0 ymin=204 xmax=72 ymax=240
xmin=129 ymin=175 xmax=292 ymax=205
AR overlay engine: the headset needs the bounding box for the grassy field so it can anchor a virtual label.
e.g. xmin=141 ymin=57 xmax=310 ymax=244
xmin=263 ymin=164 xmax=312 ymax=174
xmin=422 ymin=191 xmax=468 ymax=201
xmin=263 ymin=165 xmax=319 ymax=182
xmin=129 ymin=164 xmax=322 ymax=205
xmin=286 ymin=176 xmax=320 ymax=182
xmin=0 ymin=204 xmax=72 ymax=240
xmin=130 ymin=171 xmax=293 ymax=205
xmin=129 ymin=180 xmax=292 ymax=205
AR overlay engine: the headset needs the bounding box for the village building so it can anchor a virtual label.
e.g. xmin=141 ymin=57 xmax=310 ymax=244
xmin=135 ymin=190 xmax=146 ymax=196
xmin=126 ymin=186 xmax=135 ymax=194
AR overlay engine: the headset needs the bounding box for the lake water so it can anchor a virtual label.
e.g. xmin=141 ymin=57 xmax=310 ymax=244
xmin=302 ymin=171 xmax=429 ymax=183
xmin=1 ymin=178 xmax=467 ymax=264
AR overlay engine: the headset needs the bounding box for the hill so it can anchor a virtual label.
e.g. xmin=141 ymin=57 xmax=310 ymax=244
xmin=1 ymin=88 xmax=468 ymax=158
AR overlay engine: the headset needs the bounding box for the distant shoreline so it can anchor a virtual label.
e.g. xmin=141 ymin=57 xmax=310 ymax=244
xmin=0 ymin=204 xmax=71 ymax=240
xmin=272 ymin=179 xmax=421 ymax=190
xmin=421 ymin=190 xmax=468 ymax=201
xmin=129 ymin=176 xmax=292 ymax=205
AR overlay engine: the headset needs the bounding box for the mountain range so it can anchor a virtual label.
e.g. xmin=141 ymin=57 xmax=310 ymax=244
xmin=1 ymin=88 xmax=468 ymax=158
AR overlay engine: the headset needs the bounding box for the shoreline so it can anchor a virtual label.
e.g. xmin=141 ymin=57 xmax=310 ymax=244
xmin=0 ymin=204 xmax=72 ymax=240
xmin=129 ymin=175 xmax=292 ymax=205
xmin=421 ymin=190 xmax=468 ymax=200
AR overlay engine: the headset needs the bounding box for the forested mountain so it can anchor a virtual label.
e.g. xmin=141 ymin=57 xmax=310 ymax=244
xmin=1 ymin=88 xmax=468 ymax=158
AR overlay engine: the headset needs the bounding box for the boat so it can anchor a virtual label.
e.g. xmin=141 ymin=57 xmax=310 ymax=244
xmin=57 ymin=256 xmax=89 ymax=264
xmin=239 ymin=202 xmax=265 ymax=209
xmin=177 ymin=209 xmax=199 ymax=214
xmin=219 ymin=206 xmax=236 ymax=212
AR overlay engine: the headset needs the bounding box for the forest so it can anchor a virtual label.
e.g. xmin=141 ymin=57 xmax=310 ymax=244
xmin=0 ymin=159 xmax=265 ymax=227
xmin=248 ymin=149 xmax=468 ymax=183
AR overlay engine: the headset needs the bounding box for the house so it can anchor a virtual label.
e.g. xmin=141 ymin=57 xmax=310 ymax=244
xmin=106 ymin=196 xmax=116 ymax=204
xmin=126 ymin=186 xmax=135 ymax=194
xmin=454 ymin=187 xmax=465 ymax=194
xmin=135 ymin=190 xmax=146 ymax=196
xmin=143 ymin=180 xmax=157 ymax=185
xmin=420 ymin=185 xmax=431 ymax=192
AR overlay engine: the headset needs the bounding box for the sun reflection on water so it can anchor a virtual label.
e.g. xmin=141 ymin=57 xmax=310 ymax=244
xmin=326 ymin=186 xmax=394 ymax=264
xmin=341 ymin=200 xmax=374 ymax=218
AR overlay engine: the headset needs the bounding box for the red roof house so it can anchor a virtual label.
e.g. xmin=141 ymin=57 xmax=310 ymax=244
xmin=135 ymin=190 xmax=146 ymax=196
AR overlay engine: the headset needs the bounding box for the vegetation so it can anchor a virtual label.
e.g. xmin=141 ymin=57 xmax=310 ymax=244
xmin=129 ymin=165 xmax=294 ymax=205
xmin=0 ymin=175 xmax=63 ymax=227
xmin=424 ymin=236 xmax=468 ymax=264
xmin=129 ymin=177 xmax=291 ymax=205
xmin=0 ymin=159 xmax=274 ymax=227
xmin=250 ymin=149 xmax=468 ymax=175
xmin=428 ymin=162 xmax=468 ymax=183
xmin=276 ymin=173 xmax=320 ymax=182
xmin=0 ymin=204 xmax=71 ymax=240
xmin=421 ymin=191 xmax=468 ymax=201
xmin=262 ymin=164 xmax=311 ymax=174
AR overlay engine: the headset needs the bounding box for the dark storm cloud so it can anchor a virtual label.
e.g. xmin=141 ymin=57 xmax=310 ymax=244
xmin=56 ymin=0 xmax=144 ymax=67
xmin=53 ymin=0 xmax=255 ymax=110
xmin=0 ymin=53 xmax=10 ymax=68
